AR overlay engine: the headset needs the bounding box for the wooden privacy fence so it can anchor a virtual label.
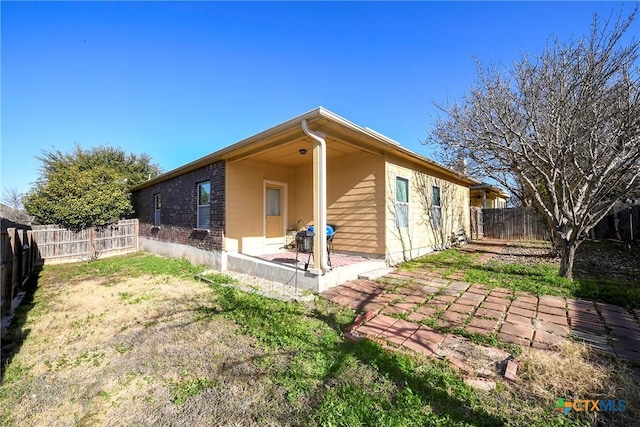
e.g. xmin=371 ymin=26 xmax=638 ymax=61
xmin=590 ymin=205 xmax=640 ymax=241
xmin=1 ymin=226 xmax=34 ymax=313
xmin=1 ymin=219 xmax=139 ymax=312
xmin=31 ymin=219 xmax=139 ymax=265
xmin=469 ymin=207 xmax=483 ymax=240
xmin=482 ymin=207 xmax=549 ymax=240
xmin=479 ymin=205 xmax=639 ymax=241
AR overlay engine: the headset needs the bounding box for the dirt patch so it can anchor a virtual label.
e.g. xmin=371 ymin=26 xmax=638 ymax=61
xmin=491 ymin=241 xmax=558 ymax=267
xmin=434 ymin=334 xmax=510 ymax=379
xmin=491 ymin=239 xmax=640 ymax=283
xmin=1 ymin=274 xmax=302 ymax=426
xmin=573 ymin=240 xmax=640 ymax=283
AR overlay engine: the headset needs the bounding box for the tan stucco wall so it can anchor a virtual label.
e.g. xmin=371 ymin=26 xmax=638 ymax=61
xmin=326 ymin=151 xmax=386 ymax=255
xmin=226 ymin=150 xmax=467 ymax=260
xmin=385 ymin=155 xmax=470 ymax=265
xmin=470 ymin=193 xmax=508 ymax=209
xmin=226 ymin=159 xmax=295 ymax=252
xmin=226 ymin=150 xmax=385 ymax=255
xmin=290 ymin=150 xmax=386 ymax=255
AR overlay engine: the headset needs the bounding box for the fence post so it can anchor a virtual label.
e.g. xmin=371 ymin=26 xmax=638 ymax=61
xmin=8 ymin=228 xmax=18 ymax=304
xmin=16 ymin=229 xmax=24 ymax=288
xmin=88 ymin=227 xmax=95 ymax=259
xmin=134 ymin=219 xmax=139 ymax=251
xmin=1 ymin=231 xmax=12 ymax=312
xmin=27 ymin=230 xmax=33 ymax=274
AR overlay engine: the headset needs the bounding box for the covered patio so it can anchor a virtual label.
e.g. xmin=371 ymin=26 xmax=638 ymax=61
xmin=226 ymin=248 xmax=387 ymax=293
xmin=224 ymin=109 xmax=389 ymax=277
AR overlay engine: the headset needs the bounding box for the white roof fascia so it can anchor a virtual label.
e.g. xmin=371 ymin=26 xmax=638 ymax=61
xmin=133 ymin=106 xmax=478 ymax=190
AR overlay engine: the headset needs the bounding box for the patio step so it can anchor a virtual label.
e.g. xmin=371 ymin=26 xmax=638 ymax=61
xmin=358 ymin=267 xmax=395 ymax=281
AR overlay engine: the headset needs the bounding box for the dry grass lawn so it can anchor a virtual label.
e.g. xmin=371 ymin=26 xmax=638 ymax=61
xmin=2 ymin=252 xmax=639 ymax=426
xmin=1 ymin=265 xmax=300 ymax=426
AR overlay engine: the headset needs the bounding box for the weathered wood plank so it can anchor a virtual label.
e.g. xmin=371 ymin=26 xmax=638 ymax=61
xmin=30 ymin=219 xmax=139 ymax=264
xmin=482 ymin=208 xmax=548 ymax=240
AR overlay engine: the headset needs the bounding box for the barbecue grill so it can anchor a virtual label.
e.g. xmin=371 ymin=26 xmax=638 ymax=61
xmin=295 ymin=224 xmax=336 ymax=270
xmin=295 ymin=229 xmax=314 ymax=253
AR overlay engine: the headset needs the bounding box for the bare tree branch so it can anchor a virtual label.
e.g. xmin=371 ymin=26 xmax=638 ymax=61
xmin=428 ymin=8 xmax=640 ymax=278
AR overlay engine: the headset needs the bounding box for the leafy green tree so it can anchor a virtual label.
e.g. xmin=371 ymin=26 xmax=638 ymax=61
xmin=24 ymin=145 xmax=161 ymax=231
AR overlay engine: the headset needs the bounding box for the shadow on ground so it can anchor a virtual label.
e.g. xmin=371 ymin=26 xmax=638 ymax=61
xmin=1 ymin=266 xmax=43 ymax=381
xmin=195 ymin=285 xmax=505 ymax=426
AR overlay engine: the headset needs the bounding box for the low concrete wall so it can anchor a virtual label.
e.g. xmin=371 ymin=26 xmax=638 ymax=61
xmin=227 ymin=252 xmax=387 ymax=293
xmin=317 ymin=259 xmax=387 ymax=293
xmin=140 ymin=237 xmax=387 ymax=293
xmin=227 ymin=253 xmax=319 ymax=290
xmin=386 ymin=245 xmax=435 ymax=267
xmin=139 ymin=237 xmax=226 ymax=270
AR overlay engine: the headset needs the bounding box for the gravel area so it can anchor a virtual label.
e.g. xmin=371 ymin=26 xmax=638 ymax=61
xmin=198 ymin=269 xmax=316 ymax=303
xmin=492 ymin=241 xmax=558 ymax=267
xmin=491 ymin=239 xmax=640 ymax=284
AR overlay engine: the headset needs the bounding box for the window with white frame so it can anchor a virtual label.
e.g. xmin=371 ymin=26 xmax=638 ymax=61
xmin=197 ymin=181 xmax=210 ymax=229
xmin=153 ymin=193 xmax=161 ymax=226
xmin=431 ymin=185 xmax=442 ymax=229
xmin=395 ymin=177 xmax=409 ymax=228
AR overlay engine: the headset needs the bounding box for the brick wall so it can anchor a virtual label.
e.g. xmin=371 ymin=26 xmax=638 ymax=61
xmin=132 ymin=160 xmax=226 ymax=251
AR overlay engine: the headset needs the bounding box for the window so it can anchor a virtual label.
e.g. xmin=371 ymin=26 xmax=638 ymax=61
xmin=197 ymin=181 xmax=210 ymax=229
xmin=431 ymin=186 xmax=442 ymax=229
xmin=395 ymin=177 xmax=409 ymax=228
xmin=266 ymin=188 xmax=281 ymax=216
xmin=153 ymin=193 xmax=161 ymax=226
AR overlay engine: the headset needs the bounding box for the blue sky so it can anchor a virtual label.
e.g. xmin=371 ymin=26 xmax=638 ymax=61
xmin=2 ymin=1 xmax=636 ymax=197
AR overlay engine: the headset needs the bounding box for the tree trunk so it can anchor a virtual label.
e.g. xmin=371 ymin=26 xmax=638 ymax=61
xmin=558 ymin=240 xmax=578 ymax=279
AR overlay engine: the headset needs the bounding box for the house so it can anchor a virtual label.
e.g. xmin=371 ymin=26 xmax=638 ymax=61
xmin=0 ymin=202 xmax=32 ymax=227
xmin=131 ymin=107 xmax=477 ymax=291
xmin=470 ymin=183 xmax=509 ymax=209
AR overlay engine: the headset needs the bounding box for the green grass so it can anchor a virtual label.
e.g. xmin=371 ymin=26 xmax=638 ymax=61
xmin=3 ymin=252 xmax=621 ymax=425
xmin=171 ymin=377 xmax=216 ymax=405
xmin=196 ymin=283 xmax=578 ymax=425
xmin=43 ymin=251 xmax=206 ymax=282
xmin=399 ymin=248 xmax=640 ymax=309
xmin=401 ymin=249 xmax=481 ymax=273
xmin=464 ymin=261 xmax=578 ymax=297
xmin=197 ymin=272 xmax=238 ymax=286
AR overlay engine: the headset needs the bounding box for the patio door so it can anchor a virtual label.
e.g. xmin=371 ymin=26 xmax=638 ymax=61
xmin=264 ymin=181 xmax=287 ymax=246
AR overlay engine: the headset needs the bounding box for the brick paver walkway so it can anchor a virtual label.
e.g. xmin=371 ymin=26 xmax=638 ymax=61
xmin=322 ymin=241 xmax=640 ymax=365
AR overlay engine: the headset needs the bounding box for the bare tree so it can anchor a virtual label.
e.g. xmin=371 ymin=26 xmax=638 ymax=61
xmin=429 ymin=10 xmax=640 ymax=279
xmin=1 ymin=187 xmax=31 ymax=224
xmin=386 ymin=170 xmax=468 ymax=264
xmin=2 ymin=187 xmax=24 ymax=209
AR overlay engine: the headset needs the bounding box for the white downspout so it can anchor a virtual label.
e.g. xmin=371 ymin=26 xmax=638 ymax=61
xmin=301 ymin=119 xmax=330 ymax=272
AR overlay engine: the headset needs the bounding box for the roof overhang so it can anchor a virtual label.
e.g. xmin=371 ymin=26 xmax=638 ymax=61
xmin=470 ymin=183 xmax=510 ymax=199
xmin=132 ymin=107 xmax=479 ymax=191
